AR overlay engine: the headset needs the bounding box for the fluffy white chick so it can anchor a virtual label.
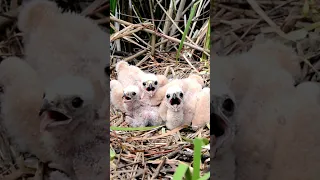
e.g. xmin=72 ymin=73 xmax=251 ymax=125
xmin=212 ymin=41 xmax=300 ymax=105
xmin=116 ymin=60 xmax=168 ymax=106
xmin=233 ymin=65 xmax=295 ymax=180
xmin=39 ymin=75 xmax=108 ymax=180
xmin=159 ymin=85 xmax=185 ymax=130
xmin=0 ymin=57 xmax=50 ymax=162
xmin=18 ymin=0 xmax=108 ymax=107
xmin=122 ymin=85 xmax=162 ymax=127
xmin=151 ymin=74 xmax=204 ymax=122
xmin=110 ymin=79 xmax=126 ymax=112
xmin=249 ymin=39 xmax=301 ymax=81
xmin=140 ymin=73 xmax=168 ymax=105
xmin=191 ymin=87 xmax=210 ymax=130
xmin=209 ymin=80 xmax=237 ymax=180
xmin=265 ymin=82 xmax=320 ymax=180
xmin=116 ymin=61 xmax=145 ymax=87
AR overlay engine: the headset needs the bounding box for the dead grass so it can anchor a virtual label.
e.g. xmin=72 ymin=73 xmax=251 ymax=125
xmin=0 ymin=0 xmax=108 ymax=179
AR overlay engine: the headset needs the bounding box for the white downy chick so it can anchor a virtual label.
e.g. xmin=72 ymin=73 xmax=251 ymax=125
xmin=233 ymin=65 xmax=295 ymax=180
xmin=18 ymin=0 xmax=108 ymax=107
xmin=249 ymin=39 xmax=301 ymax=81
xmin=191 ymin=87 xmax=210 ymax=130
xmin=123 ymin=85 xmax=162 ymax=127
xmin=210 ymin=81 xmax=237 ymax=180
xmin=116 ymin=61 xmax=145 ymax=88
xmin=110 ymin=79 xmax=126 ymax=112
xmin=0 ymin=57 xmax=50 ymax=162
xmin=265 ymin=81 xmax=320 ymax=180
xmin=160 ymin=85 xmax=185 ymax=130
xmin=140 ymin=73 xmax=168 ymax=105
xmin=39 ymin=75 xmax=108 ymax=180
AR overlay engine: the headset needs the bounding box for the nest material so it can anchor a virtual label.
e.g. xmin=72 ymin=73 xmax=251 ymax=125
xmin=109 ymin=60 xmax=210 ymax=179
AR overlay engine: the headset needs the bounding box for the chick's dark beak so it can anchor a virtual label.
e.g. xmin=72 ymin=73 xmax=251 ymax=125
xmin=39 ymin=99 xmax=51 ymax=116
xmin=172 ymin=93 xmax=177 ymax=99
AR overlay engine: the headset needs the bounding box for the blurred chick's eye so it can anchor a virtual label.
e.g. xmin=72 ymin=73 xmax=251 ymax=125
xmin=154 ymin=81 xmax=158 ymax=85
xmin=166 ymin=94 xmax=170 ymax=98
xmin=143 ymin=82 xmax=146 ymax=86
xmin=180 ymin=92 xmax=183 ymax=98
xmin=72 ymin=97 xmax=83 ymax=108
xmin=132 ymin=92 xmax=136 ymax=96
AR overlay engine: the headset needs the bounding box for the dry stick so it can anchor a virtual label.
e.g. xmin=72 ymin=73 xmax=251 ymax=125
xmin=150 ymin=157 xmax=166 ymax=180
xmin=81 ymin=0 xmax=105 ymax=16
xmin=160 ymin=0 xmax=174 ymax=51
xmin=110 ymin=39 xmax=169 ymax=69
xmin=224 ymin=0 xmax=294 ymax=55
xmin=149 ymin=0 xmax=156 ymax=56
xmin=246 ymin=0 xmax=295 ymax=41
xmin=182 ymin=54 xmax=200 ymax=73
xmin=169 ymin=0 xmax=187 ymax=36
xmin=155 ymin=0 xmax=200 ymax=50
xmin=110 ymin=16 xmax=210 ymax=54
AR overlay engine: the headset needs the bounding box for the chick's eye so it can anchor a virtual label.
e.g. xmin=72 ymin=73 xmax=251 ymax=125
xmin=154 ymin=81 xmax=158 ymax=85
xmin=72 ymin=97 xmax=83 ymax=108
xmin=180 ymin=92 xmax=183 ymax=98
xmin=222 ymin=98 xmax=235 ymax=113
xmin=132 ymin=92 xmax=136 ymax=96
xmin=166 ymin=94 xmax=170 ymax=98
xmin=142 ymin=82 xmax=146 ymax=86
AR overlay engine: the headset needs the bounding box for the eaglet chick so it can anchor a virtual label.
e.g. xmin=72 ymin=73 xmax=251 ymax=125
xmin=122 ymin=85 xmax=162 ymax=127
xmin=265 ymin=81 xmax=320 ymax=180
xmin=116 ymin=60 xmax=168 ymax=106
xmin=18 ymin=0 xmax=108 ymax=107
xmin=39 ymin=75 xmax=108 ymax=180
xmin=0 ymin=56 xmax=50 ymax=162
xmin=233 ymin=65 xmax=295 ymax=180
xmin=157 ymin=74 xmax=204 ymax=129
xmin=210 ymin=79 xmax=237 ymax=180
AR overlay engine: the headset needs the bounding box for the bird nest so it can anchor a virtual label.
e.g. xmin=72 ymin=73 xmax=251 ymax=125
xmin=109 ymin=61 xmax=210 ymax=179
xmin=0 ymin=0 xmax=108 ymax=179
xmin=110 ymin=0 xmax=210 ymax=178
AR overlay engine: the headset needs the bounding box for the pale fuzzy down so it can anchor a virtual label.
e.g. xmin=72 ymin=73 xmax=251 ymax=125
xmin=233 ymin=65 xmax=295 ymax=180
xmin=116 ymin=61 xmax=145 ymax=88
xmin=0 ymin=57 xmax=50 ymax=162
xmin=266 ymin=82 xmax=320 ymax=180
xmin=110 ymin=79 xmax=126 ymax=112
xmin=191 ymin=87 xmax=210 ymax=130
xmin=161 ymin=85 xmax=185 ymax=130
xmin=122 ymin=85 xmax=162 ymax=127
xmin=39 ymin=75 xmax=108 ymax=180
xmin=18 ymin=0 xmax=108 ymax=107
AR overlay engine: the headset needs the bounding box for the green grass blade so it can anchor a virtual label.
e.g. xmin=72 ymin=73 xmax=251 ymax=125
xmin=110 ymin=0 xmax=117 ymax=34
xmin=110 ymin=0 xmax=117 ymax=15
xmin=192 ymin=138 xmax=205 ymax=180
xmin=110 ymin=126 xmax=160 ymax=131
xmin=176 ymin=0 xmax=200 ymax=62
xmin=173 ymin=163 xmax=189 ymax=180
xmin=110 ymin=147 xmax=116 ymax=161
xmin=198 ymin=172 xmax=210 ymax=180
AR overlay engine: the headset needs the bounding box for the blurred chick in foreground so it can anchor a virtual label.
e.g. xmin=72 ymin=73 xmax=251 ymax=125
xmin=18 ymin=0 xmax=108 ymax=108
xmin=211 ymin=39 xmax=301 ymax=105
xmin=40 ymin=75 xmax=108 ymax=180
xmin=0 ymin=57 xmax=48 ymax=161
